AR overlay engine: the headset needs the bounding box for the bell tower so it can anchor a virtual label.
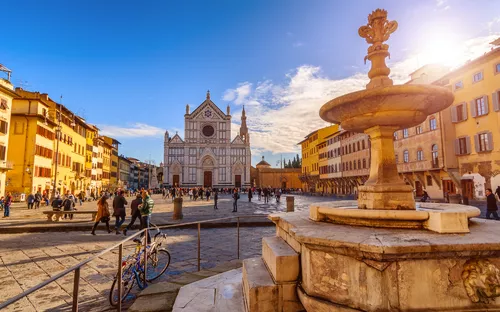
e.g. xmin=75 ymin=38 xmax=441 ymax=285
xmin=240 ymin=105 xmax=250 ymax=145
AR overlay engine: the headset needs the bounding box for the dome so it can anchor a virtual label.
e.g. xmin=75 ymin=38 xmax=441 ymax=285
xmin=256 ymin=156 xmax=271 ymax=169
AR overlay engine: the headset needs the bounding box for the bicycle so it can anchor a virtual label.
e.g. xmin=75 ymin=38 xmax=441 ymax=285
xmin=109 ymin=226 xmax=171 ymax=306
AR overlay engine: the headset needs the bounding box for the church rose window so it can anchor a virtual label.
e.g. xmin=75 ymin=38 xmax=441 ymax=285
xmin=202 ymin=125 xmax=215 ymax=137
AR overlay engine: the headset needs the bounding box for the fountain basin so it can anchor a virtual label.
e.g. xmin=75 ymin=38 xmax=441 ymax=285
xmin=310 ymin=200 xmax=481 ymax=233
xmin=319 ymin=84 xmax=454 ymax=133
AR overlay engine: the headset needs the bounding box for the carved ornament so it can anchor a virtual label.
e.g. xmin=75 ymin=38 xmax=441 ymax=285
xmin=462 ymin=258 xmax=500 ymax=303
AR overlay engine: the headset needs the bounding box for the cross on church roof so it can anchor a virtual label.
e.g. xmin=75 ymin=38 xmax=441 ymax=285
xmin=206 ymin=90 xmax=210 ymax=100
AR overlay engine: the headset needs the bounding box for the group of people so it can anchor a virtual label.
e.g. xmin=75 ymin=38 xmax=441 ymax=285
xmin=91 ymin=189 xmax=154 ymax=242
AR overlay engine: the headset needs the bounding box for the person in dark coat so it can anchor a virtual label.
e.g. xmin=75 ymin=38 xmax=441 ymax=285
xmin=248 ymin=189 xmax=253 ymax=202
xmin=495 ymin=186 xmax=500 ymax=200
xmin=486 ymin=188 xmax=499 ymax=220
xmin=123 ymin=193 xmax=143 ymax=236
xmin=232 ymin=188 xmax=239 ymax=212
xmin=112 ymin=190 xmax=128 ymax=234
xmin=213 ymin=190 xmax=218 ymax=210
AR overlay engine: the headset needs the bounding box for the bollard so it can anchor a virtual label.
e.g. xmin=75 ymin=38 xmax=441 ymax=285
xmin=286 ymin=196 xmax=295 ymax=212
xmin=173 ymin=197 xmax=183 ymax=220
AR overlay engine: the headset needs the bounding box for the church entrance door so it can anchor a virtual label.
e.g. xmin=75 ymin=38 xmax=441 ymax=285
xmin=204 ymin=171 xmax=212 ymax=188
xmin=235 ymin=175 xmax=241 ymax=188
xmin=173 ymin=175 xmax=180 ymax=187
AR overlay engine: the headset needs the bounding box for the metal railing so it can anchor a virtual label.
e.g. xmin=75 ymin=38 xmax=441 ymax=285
xmin=0 ymin=215 xmax=271 ymax=311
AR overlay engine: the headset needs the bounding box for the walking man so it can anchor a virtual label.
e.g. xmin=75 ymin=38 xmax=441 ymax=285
xmin=113 ymin=190 xmax=128 ymax=234
xmin=139 ymin=190 xmax=154 ymax=244
xmin=123 ymin=193 xmax=143 ymax=236
xmin=486 ymin=188 xmax=499 ymax=220
xmin=232 ymin=188 xmax=239 ymax=212
xmin=3 ymin=192 xmax=12 ymax=218
xmin=34 ymin=191 xmax=42 ymax=209
xmin=27 ymin=193 xmax=35 ymax=209
xmin=248 ymin=189 xmax=253 ymax=202
xmin=214 ymin=190 xmax=218 ymax=210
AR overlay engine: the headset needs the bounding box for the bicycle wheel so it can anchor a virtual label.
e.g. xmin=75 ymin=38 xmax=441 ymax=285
xmin=146 ymin=249 xmax=171 ymax=282
xmin=109 ymin=265 xmax=136 ymax=307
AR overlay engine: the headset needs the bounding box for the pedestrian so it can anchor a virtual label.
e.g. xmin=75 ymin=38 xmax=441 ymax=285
xmin=232 ymin=188 xmax=240 ymax=212
xmin=91 ymin=196 xmax=111 ymax=235
xmin=62 ymin=193 xmax=75 ymax=220
xmin=78 ymin=191 xmax=84 ymax=206
xmin=34 ymin=191 xmax=42 ymax=209
xmin=27 ymin=193 xmax=35 ymax=209
xmin=206 ymin=189 xmax=211 ymax=201
xmin=51 ymin=195 xmax=63 ymax=210
xmin=3 ymin=192 xmax=12 ymax=218
xmin=139 ymin=190 xmax=154 ymax=244
xmin=214 ymin=190 xmax=218 ymax=210
xmin=496 ymin=186 xmax=500 ymax=201
xmin=421 ymin=190 xmax=430 ymax=202
xmin=263 ymin=188 xmax=269 ymax=203
xmin=113 ymin=190 xmax=127 ymax=234
xmin=248 ymin=189 xmax=253 ymax=202
xmin=189 ymin=189 xmax=193 ymax=200
xmin=123 ymin=193 xmax=143 ymax=236
xmin=486 ymin=188 xmax=500 ymax=220
xmin=258 ymin=188 xmax=262 ymax=201
xmin=199 ymin=188 xmax=204 ymax=200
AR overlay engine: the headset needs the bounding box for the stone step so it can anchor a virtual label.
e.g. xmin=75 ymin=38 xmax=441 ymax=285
xmin=262 ymin=236 xmax=299 ymax=283
xmin=215 ymin=280 xmax=245 ymax=312
xmin=242 ymin=257 xmax=279 ymax=312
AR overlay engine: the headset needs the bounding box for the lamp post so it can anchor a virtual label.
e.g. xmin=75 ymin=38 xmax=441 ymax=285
xmin=51 ymin=96 xmax=62 ymax=200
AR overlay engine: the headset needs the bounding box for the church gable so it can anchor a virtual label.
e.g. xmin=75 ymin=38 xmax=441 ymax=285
xmin=190 ymin=100 xmax=227 ymax=120
xmin=169 ymin=134 xmax=184 ymax=144
xmin=231 ymin=135 xmax=245 ymax=145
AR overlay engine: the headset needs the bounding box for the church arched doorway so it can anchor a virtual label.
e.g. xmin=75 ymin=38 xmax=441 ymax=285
xmin=202 ymin=157 xmax=215 ymax=188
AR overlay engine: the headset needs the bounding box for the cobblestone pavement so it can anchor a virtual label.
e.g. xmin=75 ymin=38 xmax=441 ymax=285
xmin=0 ymin=226 xmax=275 ymax=311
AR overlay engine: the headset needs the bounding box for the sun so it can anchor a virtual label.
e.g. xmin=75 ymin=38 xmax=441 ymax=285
xmin=416 ymin=35 xmax=466 ymax=69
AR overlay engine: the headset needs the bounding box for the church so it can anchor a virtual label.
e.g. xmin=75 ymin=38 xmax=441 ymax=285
xmin=163 ymin=91 xmax=251 ymax=189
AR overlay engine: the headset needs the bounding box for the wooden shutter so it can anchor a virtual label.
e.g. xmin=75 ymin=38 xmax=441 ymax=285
xmin=493 ymin=91 xmax=500 ymax=112
xmin=454 ymin=139 xmax=460 ymax=155
xmin=451 ymin=106 xmax=457 ymax=122
xmin=466 ymin=136 xmax=472 ymax=154
xmin=487 ymin=132 xmax=494 ymax=151
xmin=483 ymin=95 xmax=489 ymax=115
xmin=470 ymin=100 xmax=477 ymax=117
xmin=474 ymin=134 xmax=479 ymax=153
xmin=462 ymin=102 xmax=468 ymax=120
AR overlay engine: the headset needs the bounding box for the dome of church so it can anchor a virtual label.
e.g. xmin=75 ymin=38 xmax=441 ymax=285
xmin=256 ymin=156 xmax=271 ymax=169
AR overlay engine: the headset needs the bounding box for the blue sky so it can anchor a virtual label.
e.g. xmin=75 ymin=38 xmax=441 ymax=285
xmin=2 ymin=0 xmax=500 ymax=167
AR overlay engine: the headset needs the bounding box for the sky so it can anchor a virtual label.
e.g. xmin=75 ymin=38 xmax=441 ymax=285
xmin=2 ymin=0 xmax=500 ymax=167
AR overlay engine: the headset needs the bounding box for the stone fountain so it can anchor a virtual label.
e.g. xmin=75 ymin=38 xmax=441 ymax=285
xmin=172 ymin=9 xmax=500 ymax=312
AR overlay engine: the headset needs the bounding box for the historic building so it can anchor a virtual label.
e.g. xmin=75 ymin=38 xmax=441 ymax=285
xmin=163 ymin=91 xmax=251 ymax=188
xmin=250 ymin=156 xmax=302 ymax=189
xmin=434 ymin=39 xmax=500 ymax=199
xmin=0 ymin=67 xmax=15 ymax=197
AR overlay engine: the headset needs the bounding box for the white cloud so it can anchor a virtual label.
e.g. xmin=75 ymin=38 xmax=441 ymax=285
xmin=223 ymin=35 xmax=497 ymax=156
xmin=293 ymin=41 xmax=304 ymax=48
xmin=436 ymin=0 xmax=447 ymax=6
xmin=98 ymin=123 xmax=166 ymax=138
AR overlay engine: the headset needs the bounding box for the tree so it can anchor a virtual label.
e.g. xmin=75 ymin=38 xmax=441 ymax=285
xmin=287 ymin=159 xmax=292 ymax=168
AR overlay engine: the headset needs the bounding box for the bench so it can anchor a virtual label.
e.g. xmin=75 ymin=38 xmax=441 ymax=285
xmin=43 ymin=210 xmax=98 ymax=222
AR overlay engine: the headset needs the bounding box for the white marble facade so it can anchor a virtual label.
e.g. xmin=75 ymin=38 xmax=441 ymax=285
xmin=163 ymin=91 xmax=251 ymax=188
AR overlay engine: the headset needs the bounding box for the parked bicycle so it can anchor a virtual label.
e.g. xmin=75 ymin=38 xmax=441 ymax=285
xmin=109 ymin=225 xmax=171 ymax=306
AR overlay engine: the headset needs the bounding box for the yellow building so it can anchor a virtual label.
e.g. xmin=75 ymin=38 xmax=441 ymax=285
xmin=0 ymin=69 xmax=16 ymax=197
xmin=299 ymin=124 xmax=338 ymax=192
xmin=85 ymin=124 xmax=98 ymax=196
xmin=95 ymin=136 xmax=104 ymax=194
xmin=434 ymin=39 xmax=500 ymax=199
xmin=8 ymin=90 xmax=56 ymax=197
xmin=101 ymin=138 xmax=111 ymax=190
xmin=102 ymin=136 xmax=120 ymax=189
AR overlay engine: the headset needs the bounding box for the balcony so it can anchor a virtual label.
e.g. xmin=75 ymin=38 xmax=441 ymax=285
xmin=0 ymin=161 xmax=13 ymax=171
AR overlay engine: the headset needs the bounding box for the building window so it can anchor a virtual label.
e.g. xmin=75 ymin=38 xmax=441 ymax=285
xmin=416 ymin=126 xmax=423 ymax=134
xmin=349 ymin=161 xmax=352 ymax=170
xmin=472 ymin=71 xmax=483 ymax=83
xmin=0 ymin=98 xmax=8 ymax=110
xmin=0 ymin=145 xmax=5 ymax=160
xmin=394 ymin=132 xmax=398 ymax=140
xmin=475 ymin=97 xmax=487 ymax=116
xmin=403 ymin=150 xmax=409 ymax=163
xmin=456 ymin=103 xmax=464 ymax=121
xmin=458 ymin=137 xmax=469 ymax=155
xmin=0 ymin=120 xmax=8 ymax=135
xmin=432 ymin=144 xmax=439 ymax=167
xmin=403 ymin=128 xmax=409 ymax=138
xmin=357 ymin=141 xmax=360 ymax=151
xmin=477 ymin=133 xmax=491 ymax=152
xmin=358 ymin=159 xmax=361 ymax=169
xmin=427 ymin=175 xmax=433 ymax=186
xmin=363 ymin=159 xmax=366 ymax=168
xmin=429 ymin=117 xmax=437 ymax=130
xmin=395 ymin=154 xmax=398 ymax=163
xmin=362 ymin=140 xmax=366 ymax=149
xmin=417 ymin=149 xmax=423 ymax=161
xmin=189 ymin=168 xmax=196 ymax=182
xmin=353 ymin=161 xmax=357 ymax=169
xmin=454 ymin=80 xmax=463 ymax=90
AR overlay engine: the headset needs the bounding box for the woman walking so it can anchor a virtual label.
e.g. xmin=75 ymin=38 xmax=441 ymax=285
xmin=91 ymin=196 xmax=111 ymax=235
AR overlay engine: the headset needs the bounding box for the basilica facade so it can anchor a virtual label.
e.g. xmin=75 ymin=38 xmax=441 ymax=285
xmin=163 ymin=91 xmax=251 ymax=189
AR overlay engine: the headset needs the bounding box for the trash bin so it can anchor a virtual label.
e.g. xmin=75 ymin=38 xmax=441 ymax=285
xmin=286 ymin=196 xmax=294 ymax=212
xmin=173 ymin=197 xmax=183 ymax=220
